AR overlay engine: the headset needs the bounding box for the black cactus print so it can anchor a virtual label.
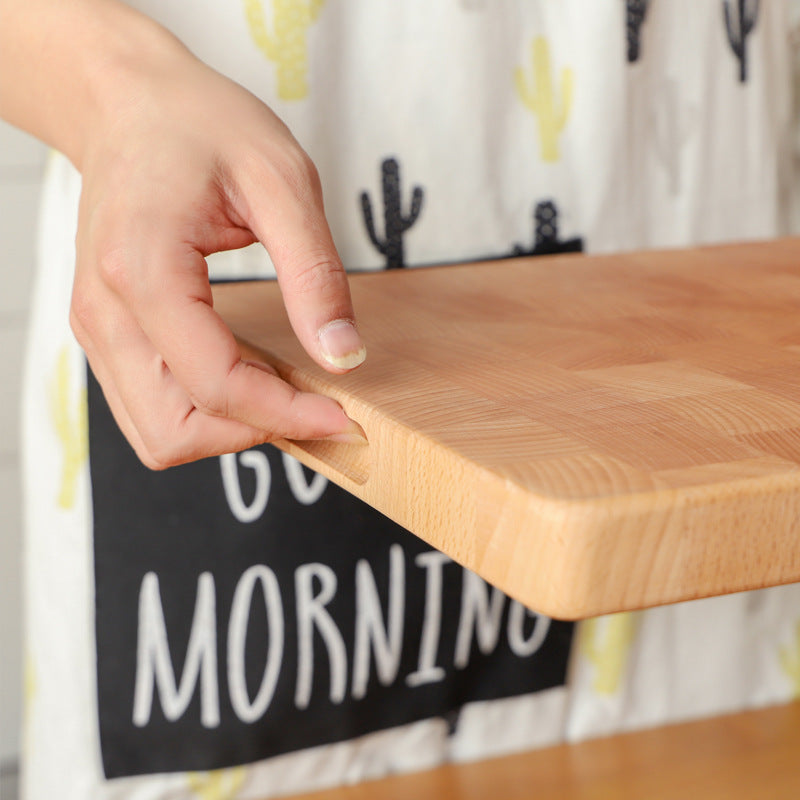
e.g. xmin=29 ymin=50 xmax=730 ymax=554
xmin=723 ymin=0 xmax=759 ymax=82
xmin=626 ymin=0 xmax=651 ymax=63
xmin=361 ymin=158 xmax=424 ymax=269
xmin=512 ymin=200 xmax=583 ymax=257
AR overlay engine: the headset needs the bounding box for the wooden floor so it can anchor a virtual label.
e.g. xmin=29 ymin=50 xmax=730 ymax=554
xmin=289 ymin=701 xmax=800 ymax=800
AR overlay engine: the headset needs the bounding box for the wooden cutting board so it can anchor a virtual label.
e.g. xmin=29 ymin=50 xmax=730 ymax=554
xmin=213 ymin=238 xmax=800 ymax=620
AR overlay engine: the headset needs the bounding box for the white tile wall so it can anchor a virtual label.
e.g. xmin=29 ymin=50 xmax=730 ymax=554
xmin=0 ymin=119 xmax=46 ymax=768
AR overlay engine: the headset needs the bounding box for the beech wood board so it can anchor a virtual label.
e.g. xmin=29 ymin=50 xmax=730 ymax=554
xmin=213 ymin=239 xmax=800 ymax=619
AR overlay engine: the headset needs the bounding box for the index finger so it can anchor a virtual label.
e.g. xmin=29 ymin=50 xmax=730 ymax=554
xmin=232 ymin=147 xmax=367 ymax=373
xmin=126 ymin=243 xmax=359 ymax=441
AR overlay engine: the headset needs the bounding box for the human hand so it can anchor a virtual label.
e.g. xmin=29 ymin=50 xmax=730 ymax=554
xmin=67 ymin=25 xmax=366 ymax=468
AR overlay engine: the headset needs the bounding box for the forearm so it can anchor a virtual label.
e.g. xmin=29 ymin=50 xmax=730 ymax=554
xmin=0 ymin=0 xmax=190 ymax=169
xmin=1 ymin=0 xmax=364 ymax=465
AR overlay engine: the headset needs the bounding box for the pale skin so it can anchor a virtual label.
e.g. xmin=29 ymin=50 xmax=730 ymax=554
xmin=0 ymin=0 xmax=367 ymax=468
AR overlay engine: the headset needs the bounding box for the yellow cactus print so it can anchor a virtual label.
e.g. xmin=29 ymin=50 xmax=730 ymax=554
xmin=24 ymin=652 xmax=36 ymax=706
xmin=243 ymin=0 xmax=325 ymax=100
xmin=22 ymin=653 xmax=37 ymax=759
xmin=49 ymin=346 xmax=88 ymax=510
xmin=779 ymin=620 xmax=800 ymax=698
xmin=187 ymin=767 xmax=248 ymax=800
xmin=515 ymin=36 xmax=574 ymax=162
xmin=580 ymin=612 xmax=637 ymax=695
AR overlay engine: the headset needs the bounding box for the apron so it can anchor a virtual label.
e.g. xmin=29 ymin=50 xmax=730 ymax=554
xmin=21 ymin=3 xmax=800 ymax=798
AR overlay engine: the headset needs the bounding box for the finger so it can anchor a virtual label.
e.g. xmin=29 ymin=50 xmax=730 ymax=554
xmin=92 ymin=248 xmax=361 ymax=447
xmin=73 ymin=284 xmax=292 ymax=467
xmin=71 ymin=312 xmax=155 ymax=464
xmin=231 ymin=146 xmax=366 ymax=373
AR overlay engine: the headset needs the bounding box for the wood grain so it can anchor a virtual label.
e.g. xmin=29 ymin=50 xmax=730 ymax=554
xmin=279 ymin=701 xmax=800 ymax=800
xmin=213 ymin=238 xmax=800 ymax=619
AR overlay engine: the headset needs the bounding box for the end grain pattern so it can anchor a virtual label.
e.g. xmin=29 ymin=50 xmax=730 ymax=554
xmin=213 ymin=239 xmax=800 ymax=619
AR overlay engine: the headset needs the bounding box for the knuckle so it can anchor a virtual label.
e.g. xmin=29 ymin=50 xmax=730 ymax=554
xmin=188 ymin=384 xmax=229 ymax=419
xmin=69 ymin=281 xmax=103 ymax=340
xmin=69 ymin=291 xmax=93 ymax=334
xmin=96 ymin=245 xmax=132 ymax=296
xmin=134 ymin=409 xmax=190 ymax=471
xmin=138 ymin=428 xmax=186 ymax=471
xmin=138 ymin=448 xmax=171 ymax=472
xmin=287 ymin=252 xmax=345 ymax=298
xmin=276 ymin=146 xmax=322 ymax=201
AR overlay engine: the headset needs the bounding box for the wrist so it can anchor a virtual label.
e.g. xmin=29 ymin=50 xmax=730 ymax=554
xmin=73 ymin=3 xmax=194 ymax=171
xmin=0 ymin=0 xmax=195 ymax=171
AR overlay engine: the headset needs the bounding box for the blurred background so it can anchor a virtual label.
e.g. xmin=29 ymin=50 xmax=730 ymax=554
xmin=0 ymin=119 xmax=46 ymax=799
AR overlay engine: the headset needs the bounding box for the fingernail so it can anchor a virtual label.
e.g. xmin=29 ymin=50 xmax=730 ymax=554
xmin=318 ymin=319 xmax=366 ymax=370
xmin=321 ymin=418 xmax=368 ymax=445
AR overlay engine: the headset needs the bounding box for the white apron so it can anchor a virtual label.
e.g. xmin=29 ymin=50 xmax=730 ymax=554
xmin=21 ymin=3 xmax=800 ymax=798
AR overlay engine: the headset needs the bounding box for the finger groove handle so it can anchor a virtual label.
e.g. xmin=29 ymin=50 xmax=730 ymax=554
xmin=235 ymin=336 xmax=371 ymax=486
xmin=276 ymin=437 xmax=371 ymax=487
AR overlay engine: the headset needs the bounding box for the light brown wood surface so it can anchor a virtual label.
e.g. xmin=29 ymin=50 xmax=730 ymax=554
xmin=280 ymin=701 xmax=800 ymax=800
xmin=213 ymin=238 xmax=800 ymax=619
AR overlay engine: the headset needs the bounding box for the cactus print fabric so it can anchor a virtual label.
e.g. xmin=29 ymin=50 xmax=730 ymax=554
xmin=21 ymin=2 xmax=800 ymax=799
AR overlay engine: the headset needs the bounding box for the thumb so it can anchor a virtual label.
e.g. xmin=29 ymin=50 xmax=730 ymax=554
xmin=233 ymin=148 xmax=366 ymax=373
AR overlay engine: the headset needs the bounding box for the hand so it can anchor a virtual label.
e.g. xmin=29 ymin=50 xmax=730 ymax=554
xmin=68 ymin=29 xmax=366 ymax=468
